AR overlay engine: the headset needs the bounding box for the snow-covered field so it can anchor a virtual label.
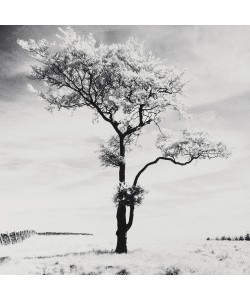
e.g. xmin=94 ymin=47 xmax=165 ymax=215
xmin=1 ymin=235 xmax=250 ymax=275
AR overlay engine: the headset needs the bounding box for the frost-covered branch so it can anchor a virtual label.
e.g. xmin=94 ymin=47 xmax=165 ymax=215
xmin=156 ymin=130 xmax=231 ymax=160
xmin=133 ymin=130 xmax=231 ymax=186
xmin=99 ymin=134 xmax=139 ymax=168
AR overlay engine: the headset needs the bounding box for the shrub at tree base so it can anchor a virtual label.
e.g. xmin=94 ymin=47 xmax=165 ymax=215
xmin=113 ymin=183 xmax=147 ymax=207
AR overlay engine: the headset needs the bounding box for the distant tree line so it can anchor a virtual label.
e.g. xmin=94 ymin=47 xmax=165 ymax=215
xmin=0 ymin=230 xmax=36 ymax=246
xmin=0 ymin=230 xmax=94 ymax=246
xmin=37 ymin=232 xmax=93 ymax=236
xmin=207 ymin=233 xmax=250 ymax=241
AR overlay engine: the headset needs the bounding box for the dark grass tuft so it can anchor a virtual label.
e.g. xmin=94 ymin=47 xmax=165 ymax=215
xmin=164 ymin=267 xmax=181 ymax=275
xmin=0 ymin=256 xmax=9 ymax=263
xmin=116 ymin=269 xmax=129 ymax=275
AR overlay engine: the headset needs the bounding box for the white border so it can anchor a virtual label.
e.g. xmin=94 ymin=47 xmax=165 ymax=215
xmin=1 ymin=1 xmax=250 ymax=299
xmin=1 ymin=276 xmax=250 ymax=300
xmin=0 ymin=0 xmax=250 ymax=25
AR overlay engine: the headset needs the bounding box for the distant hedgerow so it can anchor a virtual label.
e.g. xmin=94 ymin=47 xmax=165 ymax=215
xmin=207 ymin=232 xmax=250 ymax=241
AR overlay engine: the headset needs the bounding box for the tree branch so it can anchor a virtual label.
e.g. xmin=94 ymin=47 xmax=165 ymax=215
xmin=133 ymin=156 xmax=197 ymax=186
xmin=123 ymin=105 xmax=152 ymax=137
xmin=126 ymin=205 xmax=134 ymax=232
xmin=46 ymin=66 xmax=122 ymax=136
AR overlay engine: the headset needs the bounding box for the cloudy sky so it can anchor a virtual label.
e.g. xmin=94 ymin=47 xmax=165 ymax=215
xmin=0 ymin=26 xmax=250 ymax=244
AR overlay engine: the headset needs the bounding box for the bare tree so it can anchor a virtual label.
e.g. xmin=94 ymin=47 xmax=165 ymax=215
xmin=18 ymin=27 xmax=230 ymax=253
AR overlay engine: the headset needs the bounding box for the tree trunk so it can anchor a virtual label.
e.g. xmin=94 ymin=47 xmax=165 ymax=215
xmin=115 ymin=204 xmax=127 ymax=253
xmin=115 ymin=158 xmax=128 ymax=253
xmin=115 ymin=137 xmax=129 ymax=254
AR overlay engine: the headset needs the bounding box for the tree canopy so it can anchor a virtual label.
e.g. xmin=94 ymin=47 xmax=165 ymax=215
xmin=18 ymin=26 xmax=231 ymax=194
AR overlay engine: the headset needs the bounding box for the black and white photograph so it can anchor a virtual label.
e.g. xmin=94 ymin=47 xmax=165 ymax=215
xmin=1 ymin=22 xmax=250 ymax=278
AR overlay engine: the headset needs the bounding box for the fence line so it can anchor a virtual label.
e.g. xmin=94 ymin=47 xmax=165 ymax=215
xmin=0 ymin=230 xmax=36 ymax=246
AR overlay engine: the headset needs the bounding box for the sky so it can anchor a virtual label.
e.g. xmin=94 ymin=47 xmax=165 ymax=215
xmin=0 ymin=26 xmax=250 ymax=244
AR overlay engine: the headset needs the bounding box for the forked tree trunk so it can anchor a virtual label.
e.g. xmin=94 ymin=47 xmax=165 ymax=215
xmin=115 ymin=204 xmax=134 ymax=253
xmin=115 ymin=139 xmax=130 ymax=254
xmin=115 ymin=204 xmax=127 ymax=253
xmin=115 ymin=160 xmax=128 ymax=254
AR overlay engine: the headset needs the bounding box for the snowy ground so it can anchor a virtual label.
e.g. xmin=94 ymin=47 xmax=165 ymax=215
xmin=1 ymin=234 xmax=250 ymax=275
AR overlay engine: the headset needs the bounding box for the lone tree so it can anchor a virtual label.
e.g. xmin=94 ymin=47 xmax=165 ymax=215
xmin=18 ymin=27 xmax=230 ymax=253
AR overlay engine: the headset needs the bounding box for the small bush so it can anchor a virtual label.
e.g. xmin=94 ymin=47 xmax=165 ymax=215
xmin=116 ymin=269 xmax=129 ymax=275
xmin=113 ymin=183 xmax=147 ymax=207
xmin=245 ymin=233 xmax=250 ymax=241
xmin=165 ymin=267 xmax=181 ymax=275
